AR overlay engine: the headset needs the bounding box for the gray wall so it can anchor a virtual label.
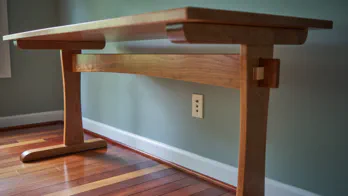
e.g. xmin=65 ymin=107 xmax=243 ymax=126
xmin=58 ymin=1 xmax=347 ymax=196
xmin=0 ymin=0 xmax=63 ymax=117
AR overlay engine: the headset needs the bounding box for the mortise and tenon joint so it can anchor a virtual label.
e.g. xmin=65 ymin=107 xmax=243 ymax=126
xmin=253 ymin=58 xmax=280 ymax=88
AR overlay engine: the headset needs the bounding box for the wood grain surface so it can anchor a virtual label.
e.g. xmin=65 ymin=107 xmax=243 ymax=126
xmin=14 ymin=40 xmax=105 ymax=50
xmin=73 ymin=54 xmax=241 ymax=88
xmin=167 ymin=23 xmax=308 ymax=45
xmin=3 ymin=7 xmax=332 ymax=43
xmin=237 ymin=45 xmax=274 ymax=196
xmin=61 ymin=50 xmax=84 ymax=146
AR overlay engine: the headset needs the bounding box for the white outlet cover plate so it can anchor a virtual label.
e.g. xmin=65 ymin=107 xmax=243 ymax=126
xmin=192 ymin=94 xmax=203 ymax=119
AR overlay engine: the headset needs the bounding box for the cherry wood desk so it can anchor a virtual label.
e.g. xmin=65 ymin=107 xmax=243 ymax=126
xmin=3 ymin=7 xmax=332 ymax=196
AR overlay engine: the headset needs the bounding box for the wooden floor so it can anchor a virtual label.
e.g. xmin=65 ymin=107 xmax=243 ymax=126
xmin=0 ymin=123 xmax=235 ymax=196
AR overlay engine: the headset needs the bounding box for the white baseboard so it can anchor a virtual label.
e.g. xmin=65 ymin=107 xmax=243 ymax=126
xmin=0 ymin=110 xmax=64 ymax=128
xmin=83 ymin=117 xmax=320 ymax=196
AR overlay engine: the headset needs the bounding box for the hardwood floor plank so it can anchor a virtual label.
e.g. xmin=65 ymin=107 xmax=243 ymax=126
xmin=0 ymin=159 xmax=155 ymax=195
xmin=0 ymin=151 xmax=147 ymax=189
xmin=0 ymin=149 xmax=110 ymax=178
xmin=18 ymin=160 xmax=158 ymax=196
xmin=17 ymin=134 xmax=62 ymax=142
xmin=0 ymin=124 xmax=235 ymax=196
xmin=162 ymin=183 xmax=211 ymax=196
xmin=0 ymin=144 xmax=147 ymax=177
xmin=190 ymin=187 xmax=229 ymax=196
xmin=0 ymin=139 xmax=46 ymax=149
xmin=75 ymin=169 xmax=181 ymax=196
xmin=0 ymin=125 xmax=56 ymax=136
xmin=0 ymin=140 xmax=18 ymax=146
xmin=131 ymin=177 xmax=201 ymax=196
xmin=0 ymin=134 xmax=62 ymax=149
xmin=0 ymin=157 xmax=19 ymax=165
xmin=0 ymin=160 xmax=22 ymax=168
xmin=221 ymin=193 xmax=237 ymax=196
xmin=101 ymin=172 xmax=187 ymax=196
xmin=0 ymin=122 xmax=63 ymax=132
xmin=0 ymin=147 xmax=145 ymax=182
xmin=0 ymin=127 xmax=61 ymax=141
xmin=0 ymin=167 xmax=59 ymax=185
xmin=45 ymin=164 xmax=169 ymax=196
xmin=1 ymin=162 xmax=105 ymax=193
xmin=0 ymin=171 xmax=19 ymax=179
xmin=0 ymin=153 xmax=87 ymax=174
xmin=0 ymin=140 xmax=62 ymax=157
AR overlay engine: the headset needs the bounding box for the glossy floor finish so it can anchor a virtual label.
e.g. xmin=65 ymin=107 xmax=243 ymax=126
xmin=0 ymin=124 xmax=235 ymax=196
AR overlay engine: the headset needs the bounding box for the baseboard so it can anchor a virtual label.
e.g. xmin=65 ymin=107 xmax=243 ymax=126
xmin=0 ymin=110 xmax=64 ymax=128
xmin=83 ymin=117 xmax=321 ymax=196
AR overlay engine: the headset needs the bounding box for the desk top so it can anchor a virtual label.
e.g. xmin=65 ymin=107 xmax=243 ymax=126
xmin=3 ymin=7 xmax=332 ymax=43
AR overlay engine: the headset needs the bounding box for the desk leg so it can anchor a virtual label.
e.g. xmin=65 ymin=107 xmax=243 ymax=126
xmin=237 ymin=45 xmax=273 ymax=196
xmin=20 ymin=50 xmax=107 ymax=163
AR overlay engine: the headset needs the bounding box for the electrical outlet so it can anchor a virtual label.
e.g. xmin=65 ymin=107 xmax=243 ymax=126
xmin=192 ymin=94 xmax=203 ymax=119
